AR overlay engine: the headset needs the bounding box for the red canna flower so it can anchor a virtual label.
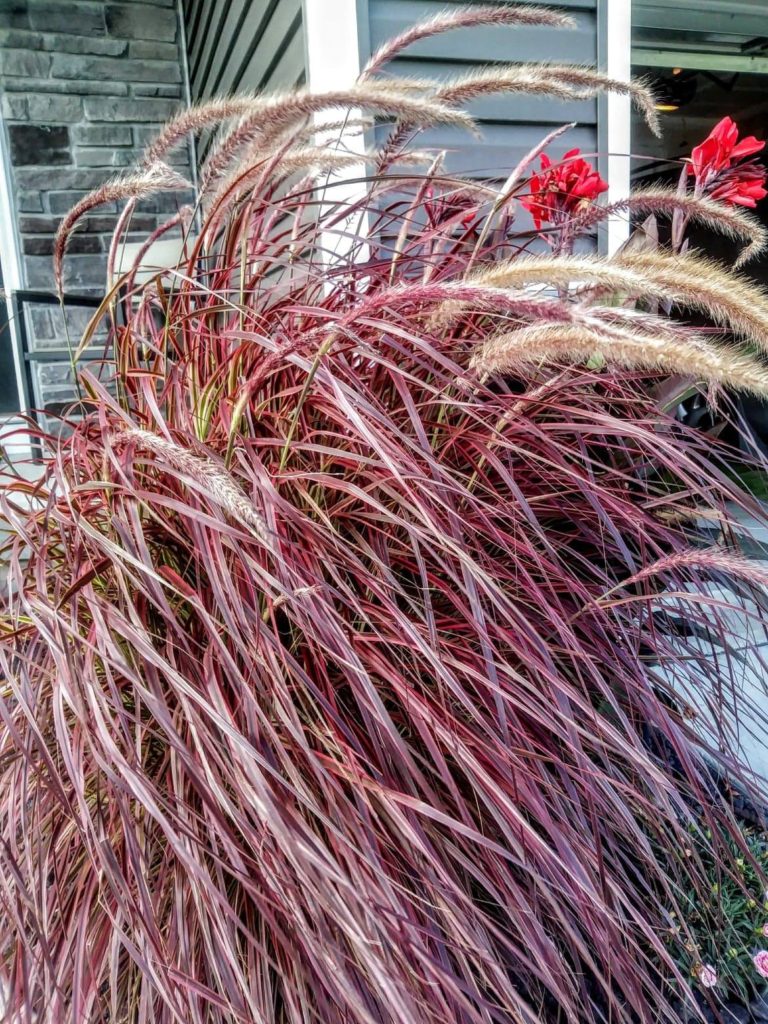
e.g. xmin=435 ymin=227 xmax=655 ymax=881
xmin=521 ymin=149 xmax=608 ymax=230
xmin=688 ymin=116 xmax=767 ymax=208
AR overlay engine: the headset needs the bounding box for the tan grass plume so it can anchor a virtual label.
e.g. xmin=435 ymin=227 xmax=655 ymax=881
xmin=120 ymin=428 xmax=270 ymax=543
xmin=616 ymin=546 xmax=768 ymax=591
xmin=616 ymin=249 xmax=768 ymax=352
xmin=53 ymin=162 xmax=190 ymax=294
xmin=570 ymin=187 xmax=767 ymax=266
xmin=471 ymin=321 xmax=768 ymax=396
xmin=437 ymin=65 xmax=660 ymax=136
xmin=145 ymin=86 xmax=474 ymax=172
xmin=465 ymin=250 xmax=768 ymax=354
xmin=199 ymin=85 xmax=477 ymax=191
xmin=360 ymin=4 xmax=575 ymax=79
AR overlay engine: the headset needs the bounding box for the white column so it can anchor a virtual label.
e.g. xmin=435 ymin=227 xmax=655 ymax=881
xmin=302 ymin=0 xmax=369 ymax=269
xmin=303 ymin=0 xmax=363 ymax=93
xmin=597 ymin=0 xmax=633 ymax=254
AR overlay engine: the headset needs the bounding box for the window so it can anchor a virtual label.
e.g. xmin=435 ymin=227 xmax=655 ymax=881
xmin=631 ymin=0 xmax=768 ymax=276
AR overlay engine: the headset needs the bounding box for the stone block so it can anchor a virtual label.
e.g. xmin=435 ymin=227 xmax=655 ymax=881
xmin=84 ymin=95 xmax=179 ymax=123
xmin=72 ymin=124 xmax=132 ymax=147
xmin=47 ymin=190 xmax=117 ymax=215
xmin=128 ymin=40 xmax=178 ymax=61
xmin=51 ymin=304 xmax=108 ymax=340
xmin=78 ymin=214 xmax=120 ymax=233
xmin=74 ymin=147 xmax=137 ymax=167
xmin=0 ymin=30 xmax=43 ymax=50
xmin=22 ymin=236 xmax=54 ymax=256
xmin=27 ymin=306 xmax=54 ymax=341
xmin=137 ymin=190 xmax=195 ymax=214
xmin=41 ymin=34 xmax=127 ymax=56
xmin=23 ymin=255 xmax=56 ymax=290
xmin=23 ymin=234 xmax=101 ymax=257
xmin=105 ymin=4 xmax=177 ymax=42
xmin=27 ymin=1 xmax=105 ymax=36
xmin=26 ymin=93 xmax=82 ymax=122
xmin=0 ymin=4 xmax=29 ymax=30
xmin=0 ymin=48 xmax=51 ymax=78
xmin=36 ymin=362 xmax=78 ymax=387
xmin=40 ymin=388 xmax=82 ymax=413
xmin=51 ymin=54 xmax=181 ymax=84
xmin=70 ymin=234 xmax=104 ymax=254
xmin=18 ymin=191 xmax=44 ymax=212
xmin=8 ymin=124 xmax=70 ymax=166
xmin=22 ymin=305 xmax=109 ymax=356
xmin=15 ymin=166 xmax=108 ymax=190
xmin=3 ymin=77 xmax=128 ymax=97
xmin=124 ymin=213 xmax=158 ymax=232
xmin=25 ymin=251 xmax=107 ymax=291
xmin=20 ymin=213 xmax=134 ymax=236
xmin=131 ymin=83 xmax=182 ymax=98
xmin=19 ymin=215 xmax=60 ymax=234
xmin=131 ymin=125 xmax=164 ymax=147
xmin=1 ymin=94 xmax=28 ymax=120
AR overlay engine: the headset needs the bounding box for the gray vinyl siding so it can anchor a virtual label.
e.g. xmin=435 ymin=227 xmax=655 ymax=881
xmin=182 ymin=0 xmax=306 ymax=105
xmin=183 ymin=0 xmax=598 ymax=180
xmin=364 ymin=0 xmax=599 ymax=180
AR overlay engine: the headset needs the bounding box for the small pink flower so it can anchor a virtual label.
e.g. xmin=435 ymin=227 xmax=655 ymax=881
xmin=696 ymin=963 xmax=718 ymax=988
xmin=755 ymin=951 xmax=768 ymax=979
xmin=762 ymin=923 xmax=768 ymax=938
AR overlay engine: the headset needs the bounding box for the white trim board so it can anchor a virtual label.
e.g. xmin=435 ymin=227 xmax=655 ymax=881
xmin=302 ymin=0 xmax=370 ymax=274
xmin=597 ymin=0 xmax=632 ymax=255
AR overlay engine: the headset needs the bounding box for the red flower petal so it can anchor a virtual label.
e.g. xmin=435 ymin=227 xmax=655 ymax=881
xmin=731 ymin=136 xmax=765 ymax=159
xmin=689 ymin=116 xmax=766 ymax=192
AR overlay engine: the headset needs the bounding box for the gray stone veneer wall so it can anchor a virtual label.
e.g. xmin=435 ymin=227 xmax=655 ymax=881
xmin=0 ymin=0 xmax=191 ymax=417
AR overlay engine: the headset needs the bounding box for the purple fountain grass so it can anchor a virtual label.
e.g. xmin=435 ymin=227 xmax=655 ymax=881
xmin=4 ymin=5 xmax=768 ymax=1024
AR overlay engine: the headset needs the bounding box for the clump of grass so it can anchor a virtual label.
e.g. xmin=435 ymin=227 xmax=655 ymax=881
xmin=2 ymin=5 xmax=768 ymax=1023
